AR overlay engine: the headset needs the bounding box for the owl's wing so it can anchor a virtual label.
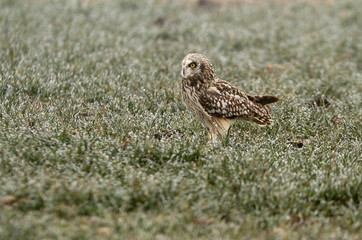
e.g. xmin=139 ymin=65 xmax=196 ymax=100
xmin=199 ymin=80 xmax=252 ymax=119
xmin=198 ymin=80 xmax=271 ymax=125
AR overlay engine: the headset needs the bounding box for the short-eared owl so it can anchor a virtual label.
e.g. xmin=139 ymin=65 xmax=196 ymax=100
xmin=181 ymin=53 xmax=279 ymax=142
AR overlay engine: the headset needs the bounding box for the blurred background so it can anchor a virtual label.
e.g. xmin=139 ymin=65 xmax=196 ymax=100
xmin=0 ymin=0 xmax=361 ymax=239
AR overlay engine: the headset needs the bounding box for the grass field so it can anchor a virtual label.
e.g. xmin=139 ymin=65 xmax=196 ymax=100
xmin=0 ymin=0 xmax=361 ymax=239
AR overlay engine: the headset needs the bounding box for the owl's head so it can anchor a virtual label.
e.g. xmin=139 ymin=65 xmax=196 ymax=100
xmin=181 ymin=53 xmax=215 ymax=80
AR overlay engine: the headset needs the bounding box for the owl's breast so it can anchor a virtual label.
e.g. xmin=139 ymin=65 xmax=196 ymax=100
xmin=182 ymin=79 xmax=206 ymax=114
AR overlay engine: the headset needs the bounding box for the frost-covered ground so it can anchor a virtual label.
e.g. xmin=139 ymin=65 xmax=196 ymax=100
xmin=0 ymin=0 xmax=361 ymax=239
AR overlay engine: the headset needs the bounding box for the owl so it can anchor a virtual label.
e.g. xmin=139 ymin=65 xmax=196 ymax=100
xmin=181 ymin=53 xmax=279 ymax=142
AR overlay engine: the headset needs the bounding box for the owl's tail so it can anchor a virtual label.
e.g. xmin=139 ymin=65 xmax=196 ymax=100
xmin=247 ymin=95 xmax=279 ymax=126
xmin=247 ymin=95 xmax=280 ymax=105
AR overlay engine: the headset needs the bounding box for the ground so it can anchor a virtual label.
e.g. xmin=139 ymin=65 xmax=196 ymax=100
xmin=0 ymin=0 xmax=361 ymax=239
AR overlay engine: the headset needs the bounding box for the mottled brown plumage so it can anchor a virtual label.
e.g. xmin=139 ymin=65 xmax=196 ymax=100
xmin=181 ymin=53 xmax=279 ymax=142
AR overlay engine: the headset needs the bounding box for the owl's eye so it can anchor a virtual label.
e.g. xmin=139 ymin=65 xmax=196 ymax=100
xmin=189 ymin=62 xmax=196 ymax=68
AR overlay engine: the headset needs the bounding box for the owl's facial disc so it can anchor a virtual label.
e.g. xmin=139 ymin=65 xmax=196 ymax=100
xmin=181 ymin=57 xmax=200 ymax=78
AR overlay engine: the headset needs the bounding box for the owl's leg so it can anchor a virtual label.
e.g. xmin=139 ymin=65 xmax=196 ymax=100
xmin=212 ymin=118 xmax=234 ymax=142
xmin=206 ymin=128 xmax=216 ymax=143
